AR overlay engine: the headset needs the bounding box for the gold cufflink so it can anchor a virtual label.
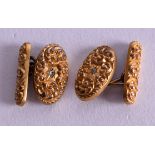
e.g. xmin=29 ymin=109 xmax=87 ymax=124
xmin=75 ymin=41 xmax=142 ymax=104
xmin=15 ymin=43 xmax=69 ymax=106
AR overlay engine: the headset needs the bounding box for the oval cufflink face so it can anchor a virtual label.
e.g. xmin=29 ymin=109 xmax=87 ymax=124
xmin=124 ymin=41 xmax=142 ymax=104
xmin=34 ymin=44 xmax=69 ymax=104
xmin=15 ymin=43 xmax=31 ymax=106
xmin=75 ymin=46 xmax=117 ymax=101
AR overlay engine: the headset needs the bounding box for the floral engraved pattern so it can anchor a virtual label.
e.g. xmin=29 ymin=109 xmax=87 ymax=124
xmin=75 ymin=46 xmax=116 ymax=100
xmin=124 ymin=41 xmax=142 ymax=104
xmin=15 ymin=43 xmax=31 ymax=105
xmin=34 ymin=44 xmax=69 ymax=104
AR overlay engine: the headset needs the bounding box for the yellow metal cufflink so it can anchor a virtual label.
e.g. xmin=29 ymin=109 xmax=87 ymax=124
xmin=15 ymin=43 xmax=69 ymax=106
xmin=75 ymin=41 xmax=142 ymax=104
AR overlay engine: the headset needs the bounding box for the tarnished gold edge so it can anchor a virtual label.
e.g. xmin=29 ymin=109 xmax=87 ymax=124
xmin=16 ymin=43 xmax=31 ymax=106
xmin=124 ymin=41 xmax=142 ymax=104
xmin=33 ymin=44 xmax=69 ymax=105
xmin=75 ymin=46 xmax=117 ymax=101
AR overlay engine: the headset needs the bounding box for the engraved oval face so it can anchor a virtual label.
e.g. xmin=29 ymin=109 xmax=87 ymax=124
xmin=15 ymin=43 xmax=31 ymax=106
xmin=34 ymin=44 xmax=69 ymax=104
xmin=124 ymin=41 xmax=142 ymax=104
xmin=75 ymin=46 xmax=117 ymax=100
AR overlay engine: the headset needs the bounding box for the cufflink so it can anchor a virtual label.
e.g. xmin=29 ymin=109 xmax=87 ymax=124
xmin=75 ymin=41 xmax=142 ymax=104
xmin=15 ymin=43 xmax=69 ymax=106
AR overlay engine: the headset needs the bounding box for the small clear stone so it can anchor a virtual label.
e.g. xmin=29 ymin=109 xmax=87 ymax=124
xmin=49 ymin=69 xmax=55 ymax=78
xmin=91 ymin=67 xmax=97 ymax=74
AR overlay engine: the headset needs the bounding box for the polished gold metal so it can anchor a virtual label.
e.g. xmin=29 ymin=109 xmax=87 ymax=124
xmin=75 ymin=41 xmax=142 ymax=104
xmin=33 ymin=44 xmax=69 ymax=104
xmin=75 ymin=45 xmax=117 ymax=100
xmin=123 ymin=41 xmax=142 ymax=104
xmin=109 ymin=41 xmax=142 ymax=104
xmin=15 ymin=43 xmax=31 ymax=106
xmin=15 ymin=43 xmax=68 ymax=106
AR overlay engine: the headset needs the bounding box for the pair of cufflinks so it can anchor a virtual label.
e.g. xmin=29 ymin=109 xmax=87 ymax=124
xmin=15 ymin=41 xmax=142 ymax=106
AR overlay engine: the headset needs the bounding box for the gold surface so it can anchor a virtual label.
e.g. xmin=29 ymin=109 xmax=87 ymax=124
xmin=33 ymin=44 xmax=69 ymax=104
xmin=75 ymin=46 xmax=117 ymax=101
xmin=124 ymin=41 xmax=142 ymax=104
xmin=15 ymin=43 xmax=31 ymax=106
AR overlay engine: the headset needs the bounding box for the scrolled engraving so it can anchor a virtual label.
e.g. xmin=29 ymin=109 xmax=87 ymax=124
xmin=75 ymin=46 xmax=116 ymax=100
xmin=124 ymin=41 xmax=142 ymax=104
xmin=34 ymin=44 xmax=69 ymax=104
xmin=15 ymin=43 xmax=31 ymax=105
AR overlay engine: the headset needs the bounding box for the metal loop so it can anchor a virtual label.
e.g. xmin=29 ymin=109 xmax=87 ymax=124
xmin=109 ymin=73 xmax=124 ymax=85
